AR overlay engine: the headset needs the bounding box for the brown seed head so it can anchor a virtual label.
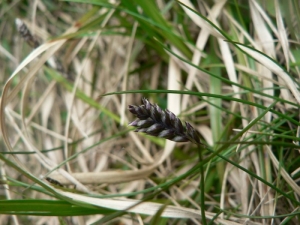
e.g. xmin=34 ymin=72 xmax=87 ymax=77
xmin=128 ymin=98 xmax=202 ymax=145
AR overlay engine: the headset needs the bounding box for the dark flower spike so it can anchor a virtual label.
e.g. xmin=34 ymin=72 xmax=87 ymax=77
xmin=128 ymin=98 xmax=202 ymax=145
xmin=15 ymin=18 xmax=40 ymax=48
xmin=46 ymin=177 xmax=64 ymax=187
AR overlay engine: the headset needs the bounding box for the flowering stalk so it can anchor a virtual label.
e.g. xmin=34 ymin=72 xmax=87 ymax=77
xmin=128 ymin=98 xmax=207 ymax=224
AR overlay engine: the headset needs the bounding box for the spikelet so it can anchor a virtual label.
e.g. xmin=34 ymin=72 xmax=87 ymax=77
xmin=15 ymin=18 xmax=40 ymax=48
xmin=46 ymin=177 xmax=64 ymax=187
xmin=128 ymin=98 xmax=202 ymax=145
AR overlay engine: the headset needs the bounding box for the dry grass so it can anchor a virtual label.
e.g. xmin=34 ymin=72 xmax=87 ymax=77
xmin=0 ymin=1 xmax=300 ymax=225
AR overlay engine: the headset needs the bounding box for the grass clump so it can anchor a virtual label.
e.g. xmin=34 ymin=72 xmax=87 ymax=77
xmin=0 ymin=1 xmax=300 ymax=224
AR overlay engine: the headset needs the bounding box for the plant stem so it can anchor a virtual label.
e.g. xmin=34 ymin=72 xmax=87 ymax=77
xmin=198 ymin=145 xmax=207 ymax=225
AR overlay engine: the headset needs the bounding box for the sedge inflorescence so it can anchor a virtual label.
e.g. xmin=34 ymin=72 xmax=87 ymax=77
xmin=128 ymin=98 xmax=201 ymax=145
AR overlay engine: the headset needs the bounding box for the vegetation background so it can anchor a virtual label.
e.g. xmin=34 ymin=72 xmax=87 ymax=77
xmin=0 ymin=0 xmax=300 ymax=224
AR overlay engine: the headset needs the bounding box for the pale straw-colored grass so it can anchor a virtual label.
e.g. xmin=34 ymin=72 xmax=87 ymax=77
xmin=0 ymin=1 xmax=299 ymax=225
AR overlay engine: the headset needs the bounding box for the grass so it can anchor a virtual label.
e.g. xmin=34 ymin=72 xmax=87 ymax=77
xmin=0 ymin=0 xmax=300 ymax=224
